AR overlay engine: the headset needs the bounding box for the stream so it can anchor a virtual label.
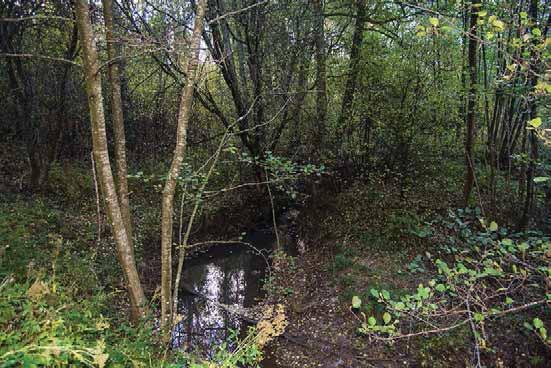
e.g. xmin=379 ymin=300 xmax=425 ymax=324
xmin=170 ymin=225 xmax=283 ymax=364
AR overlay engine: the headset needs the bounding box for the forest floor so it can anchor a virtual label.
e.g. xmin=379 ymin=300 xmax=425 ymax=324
xmin=1 ymin=143 xmax=550 ymax=367
xmin=262 ymin=173 xmax=551 ymax=368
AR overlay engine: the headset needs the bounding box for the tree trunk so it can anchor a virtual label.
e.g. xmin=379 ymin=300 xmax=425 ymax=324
xmin=519 ymin=0 xmax=541 ymax=229
xmin=102 ymin=0 xmax=134 ymax=257
xmin=160 ymin=0 xmax=207 ymax=334
xmin=313 ymin=0 xmax=327 ymax=149
xmin=75 ymin=0 xmax=146 ymax=321
xmin=337 ymin=0 xmax=366 ymax=149
xmin=462 ymin=3 xmax=478 ymax=206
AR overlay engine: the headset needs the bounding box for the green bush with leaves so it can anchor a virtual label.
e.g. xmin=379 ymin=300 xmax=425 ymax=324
xmin=0 ymin=277 xmax=162 ymax=368
xmin=352 ymin=209 xmax=551 ymax=349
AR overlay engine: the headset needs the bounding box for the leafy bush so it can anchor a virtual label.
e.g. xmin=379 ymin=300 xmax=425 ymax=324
xmin=0 ymin=277 xmax=160 ymax=368
xmin=352 ymin=209 xmax=551 ymax=350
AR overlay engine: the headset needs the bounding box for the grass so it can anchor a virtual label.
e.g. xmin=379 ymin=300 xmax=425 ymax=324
xmin=0 ymin=166 xmax=270 ymax=368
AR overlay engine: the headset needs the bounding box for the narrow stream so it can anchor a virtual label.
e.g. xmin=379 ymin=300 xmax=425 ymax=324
xmin=170 ymin=226 xmax=277 ymax=360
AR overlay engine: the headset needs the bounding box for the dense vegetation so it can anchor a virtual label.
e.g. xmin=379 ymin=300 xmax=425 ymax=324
xmin=1 ymin=0 xmax=550 ymax=366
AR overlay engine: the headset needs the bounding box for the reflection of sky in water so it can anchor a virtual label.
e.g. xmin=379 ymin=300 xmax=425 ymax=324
xmin=170 ymin=246 xmax=266 ymax=357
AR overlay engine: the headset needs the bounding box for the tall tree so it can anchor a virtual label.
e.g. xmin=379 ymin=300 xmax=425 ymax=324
xmin=102 ymin=0 xmax=134 ymax=256
xmin=313 ymin=0 xmax=327 ymax=149
xmin=160 ymin=0 xmax=207 ymax=333
xmin=74 ymin=0 xmax=146 ymax=320
xmin=337 ymin=0 xmax=367 ymax=147
xmin=463 ymin=2 xmax=479 ymax=206
xmin=519 ymin=0 xmax=544 ymax=229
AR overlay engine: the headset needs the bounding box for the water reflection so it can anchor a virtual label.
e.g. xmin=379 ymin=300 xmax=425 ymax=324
xmin=171 ymin=229 xmax=272 ymax=357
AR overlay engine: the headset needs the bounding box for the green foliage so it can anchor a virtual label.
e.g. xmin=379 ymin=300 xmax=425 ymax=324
xmin=384 ymin=210 xmax=432 ymax=243
xmin=0 ymin=199 xmax=61 ymax=279
xmin=47 ymin=164 xmax=94 ymax=205
xmin=181 ymin=328 xmax=263 ymax=368
xmin=353 ymin=209 xmax=551 ymax=350
xmin=0 ymin=277 xmax=160 ymax=368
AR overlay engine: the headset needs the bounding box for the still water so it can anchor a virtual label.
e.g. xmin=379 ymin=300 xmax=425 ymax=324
xmin=170 ymin=227 xmax=276 ymax=357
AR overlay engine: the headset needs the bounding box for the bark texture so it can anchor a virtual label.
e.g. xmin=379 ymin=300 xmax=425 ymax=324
xmin=463 ymin=4 xmax=478 ymax=206
xmin=313 ymin=0 xmax=327 ymax=148
xmin=337 ymin=0 xmax=367 ymax=143
xmin=160 ymin=0 xmax=207 ymax=333
xmin=75 ymin=0 xmax=146 ymax=320
xmin=102 ymin=0 xmax=134 ymax=255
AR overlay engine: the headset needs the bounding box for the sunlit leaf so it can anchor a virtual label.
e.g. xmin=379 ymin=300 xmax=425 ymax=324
xmin=528 ymin=117 xmax=542 ymax=128
xmin=352 ymin=295 xmax=361 ymax=309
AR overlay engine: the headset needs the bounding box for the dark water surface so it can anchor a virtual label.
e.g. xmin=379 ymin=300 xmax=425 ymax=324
xmin=171 ymin=227 xmax=276 ymax=359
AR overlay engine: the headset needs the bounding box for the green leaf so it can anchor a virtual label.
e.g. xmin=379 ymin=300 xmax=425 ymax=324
xmin=352 ymin=295 xmax=362 ymax=309
xmin=518 ymin=242 xmax=529 ymax=252
xmin=435 ymin=284 xmax=446 ymax=292
xmin=505 ymin=297 xmax=513 ymax=305
xmin=528 ymin=117 xmax=542 ymax=128
xmin=429 ymin=17 xmax=439 ymax=27
xmin=368 ymin=316 xmax=377 ymax=326
xmin=474 ymin=313 xmax=484 ymax=322
xmin=534 ymin=318 xmax=544 ymax=329
xmin=383 ymin=312 xmax=392 ymax=324
xmin=492 ymin=19 xmax=505 ymax=31
xmin=534 ymin=177 xmax=550 ymax=183
xmin=489 ymin=221 xmax=498 ymax=232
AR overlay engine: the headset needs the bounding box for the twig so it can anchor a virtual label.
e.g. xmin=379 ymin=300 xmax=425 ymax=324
xmin=0 ymin=16 xmax=74 ymax=23
xmin=0 ymin=53 xmax=81 ymax=67
xmin=171 ymin=128 xmax=231 ymax=323
xmin=466 ymin=297 xmax=483 ymax=368
xmin=183 ymin=240 xmax=271 ymax=280
xmin=207 ymin=0 xmax=269 ymax=25
xmin=265 ymin=169 xmax=281 ymax=250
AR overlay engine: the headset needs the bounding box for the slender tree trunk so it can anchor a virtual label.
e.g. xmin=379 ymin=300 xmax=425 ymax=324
xmin=337 ymin=0 xmax=366 ymax=149
xmin=102 ymin=0 xmax=134 ymax=256
xmin=313 ymin=0 xmax=327 ymax=148
xmin=75 ymin=0 xmax=146 ymax=321
xmin=462 ymin=3 xmax=478 ymax=206
xmin=160 ymin=0 xmax=207 ymax=334
xmin=519 ymin=0 xmax=541 ymax=229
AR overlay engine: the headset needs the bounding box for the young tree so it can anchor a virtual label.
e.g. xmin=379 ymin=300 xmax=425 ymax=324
xmin=463 ymin=2 xmax=479 ymax=206
xmin=313 ymin=0 xmax=327 ymax=149
xmin=337 ymin=0 xmax=367 ymax=145
xmin=102 ymin=0 xmax=134 ymax=256
xmin=160 ymin=0 xmax=207 ymax=333
xmin=75 ymin=0 xmax=146 ymax=320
